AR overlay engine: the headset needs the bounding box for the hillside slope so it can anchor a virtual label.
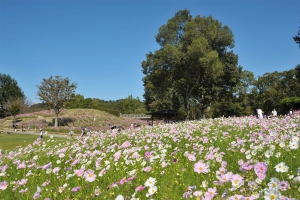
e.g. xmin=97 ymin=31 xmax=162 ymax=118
xmin=0 ymin=109 xmax=147 ymax=134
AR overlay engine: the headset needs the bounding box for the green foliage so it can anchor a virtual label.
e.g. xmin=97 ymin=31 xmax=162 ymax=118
xmin=293 ymin=26 xmax=300 ymax=47
xmin=48 ymin=117 xmax=75 ymax=126
xmin=66 ymin=94 xmax=146 ymax=115
xmin=8 ymin=101 xmax=20 ymax=121
xmin=36 ymin=76 xmax=77 ymax=127
xmin=142 ymin=9 xmax=241 ymax=119
xmin=0 ymin=73 xmax=25 ymax=118
xmin=280 ymin=97 xmax=300 ymax=109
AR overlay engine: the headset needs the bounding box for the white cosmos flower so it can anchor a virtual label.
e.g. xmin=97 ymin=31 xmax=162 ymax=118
xmin=145 ymin=177 xmax=156 ymax=187
xmin=264 ymin=150 xmax=273 ymax=158
xmin=291 ymin=136 xmax=299 ymax=143
xmin=279 ymin=142 xmax=285 ymax=148
xmin=246 ymin=154 xmax=251 ymax=160
xmin=268 ymin=177 xmax=280 ymax=189
xmin=275 ymin=162 xmax=289 ymax=173
xmin=270 ymin=145 xmax=275 ymax=151
xmin=148 ymin=185 xmax=158 ymax=195
xmin=264 ymin=188 xmax=281 ymax=200
xmin=289 ymin=141 xmax=299 ymax=150
xmin=115 ymin=195 xmax=124 ymax=200
xmin=275 ymin=152 xmax=281 ymax=158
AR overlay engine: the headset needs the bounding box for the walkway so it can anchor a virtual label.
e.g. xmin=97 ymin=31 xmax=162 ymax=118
xmin=0 ymin=129 xmax=70 ymax=138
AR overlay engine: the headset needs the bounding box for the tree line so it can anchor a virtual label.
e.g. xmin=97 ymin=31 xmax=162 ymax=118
xmin=1 ymin=9 xmax=299 ymax=125
xmin=142 ymin=9 xmax=300 ymax=119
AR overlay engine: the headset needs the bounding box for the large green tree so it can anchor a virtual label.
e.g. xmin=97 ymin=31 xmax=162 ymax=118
xmin=0 ymin=73 xmax=25 ymax=118
xmin=142 ymin=9 xmax=240 ymax=119
xmin=36 ymin=76 xmax=77 ymax=127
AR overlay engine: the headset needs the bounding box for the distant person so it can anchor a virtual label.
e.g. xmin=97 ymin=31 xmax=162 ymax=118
xmin=256 ymin=109 xmax=263 ymax=119
xmin=28 ymin=125 xmax=30 ymax=131
xmin=13 ymin=124 xmax=17 ymax=132
xmin=272 ymin=109 xmax=277 ymax=118
xmin=289 ymin=109 xmax=293 ymax=116
xmin=130 ymin=123 xmax=134 ymax=129
xmin=69 ymin=130 xmax=74 ymax=137
xmin=81 ymin=127 xmax=86 ymax=137
xmin=39 ymin=128 xmax=43 ymax=140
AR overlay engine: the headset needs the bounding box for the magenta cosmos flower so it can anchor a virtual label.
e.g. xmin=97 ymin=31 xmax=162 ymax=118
xmin=194 ymin=160 xmax=210 ymax=174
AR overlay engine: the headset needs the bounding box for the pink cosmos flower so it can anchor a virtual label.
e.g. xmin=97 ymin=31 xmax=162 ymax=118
xmin=206 ymin=154 xmax=214 ymax=160
xmin=74 ymin=168 xmax=85 ymax=177
xmin=0 ymin=164 xmax=8 ymax=173
xmin=42 ymin=180 xmax=50 ymax=186
xmin=221 ymin=161 xmax=227 ymax=167
xmin=71 ymin=186 xmax=81 ymax=192
xmin=71 ymin=159 xmax=78 ymax=166
xmin=187 ymin=154 xmax=196 ymax=161
xmin=120 ymin=141 xmax=131 ymax=148
xmin=52 ymin=167 xmax=60 ymax=174
xmin=135 ymin=185 xmax=145 ymax=191
xmin=42 ymin=162 xmax=52 ymax=170
xmin=240 ymin=161 xmax=253 ymax=172
xmin=254 ymin=162 xmax=267 ymax=175
xmin=256 ymin=172 xmax=266 ymax=180
xmin=194 ymin=160 xmax=210 ymax=174
xmin=114 ymin=151 xmax=121 ymax=161
xmin=17 ymin=162 xmax=26 ymax=169
xmin=204 ymin=187 xmax=217 ymax=199
xmin=17 ymin=179 xmax=28 ymax=186
xmin=145 ymin=151 xmax=151 ymax=159
xmin=143 ymin=166 xmax=152 ymax=172
xmin=0 ymin=181 xmax=8 ymax=190
xmin=193 ymin=190 xmax=202 ymax=197
xmin=33 ymin=187 xmax=41 ymax=199
xmin=99 ymin=168 xmax=106 ymax=176
xmin=84 ymin=169 xmax=96 ymax=182
xmin=19 ymin=188 xmax=28 ymax=193
xmin=219 ymin=173 xmax=232 ymax=183
xmin=119 ymin=178 xmax=127 ymax=185
xmin=279 ymin=181 xmax=290 ymax=191
xmin=128 ymin=176 xmax=135 ymax=181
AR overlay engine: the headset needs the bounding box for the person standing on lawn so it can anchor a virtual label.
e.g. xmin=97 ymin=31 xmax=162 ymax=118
xmin=39 ymin=128 xmax=43 ymax=140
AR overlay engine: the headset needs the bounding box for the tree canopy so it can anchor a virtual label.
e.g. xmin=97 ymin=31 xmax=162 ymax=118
xmin=142 ymin=9 xmax=241 ymax=119
xmin=36 ymin=76 xmax=77 ymax=127
xmin=0 ymin=73 xmax=25 ymax=118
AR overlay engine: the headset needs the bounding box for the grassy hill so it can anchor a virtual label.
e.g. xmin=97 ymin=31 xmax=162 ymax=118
xmin=0 ymin=109 xmax=147 ymax=134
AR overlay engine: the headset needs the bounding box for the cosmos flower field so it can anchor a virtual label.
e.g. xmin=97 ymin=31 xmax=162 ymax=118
xmin=0 ymin=115 xmax=300 ymax=200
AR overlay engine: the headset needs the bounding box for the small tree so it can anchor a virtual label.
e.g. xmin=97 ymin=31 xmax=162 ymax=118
xmin=36 ymin=76 xmax=77 ymax=127
xmin=8 ymin=101 xmax=20 ymax=123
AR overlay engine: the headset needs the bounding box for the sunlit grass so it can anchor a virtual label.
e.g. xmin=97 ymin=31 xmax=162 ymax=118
xmin=0 ymin=133 xmax=67 ymax=152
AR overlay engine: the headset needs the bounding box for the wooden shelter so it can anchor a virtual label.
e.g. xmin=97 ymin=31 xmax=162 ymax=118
xmin=148 ymin=109 xmax=178 ymax=125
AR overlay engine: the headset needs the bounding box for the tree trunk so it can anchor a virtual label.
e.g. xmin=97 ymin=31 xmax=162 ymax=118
xmin=55 ymin=113 xmax=59 ymax=127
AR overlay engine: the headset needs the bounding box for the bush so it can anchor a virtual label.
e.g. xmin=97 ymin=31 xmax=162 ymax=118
xmin=48 ymin=117 xmax=75 ymax=126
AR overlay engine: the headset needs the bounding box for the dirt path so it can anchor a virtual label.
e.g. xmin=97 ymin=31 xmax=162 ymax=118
xmin=0 ymin=129 xmax=70 ymax=138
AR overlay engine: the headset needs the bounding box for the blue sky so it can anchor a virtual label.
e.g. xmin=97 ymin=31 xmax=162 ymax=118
xmin=1 ymin=0 xmax=299 ymax=103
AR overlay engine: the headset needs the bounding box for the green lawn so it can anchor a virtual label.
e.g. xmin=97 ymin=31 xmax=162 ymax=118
xmin=0 ymin=133 xmax=66 ymax=152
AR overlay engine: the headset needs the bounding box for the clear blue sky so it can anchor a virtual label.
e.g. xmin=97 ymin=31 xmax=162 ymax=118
xmin=1 ymin=0 xmax=299 ymax=103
